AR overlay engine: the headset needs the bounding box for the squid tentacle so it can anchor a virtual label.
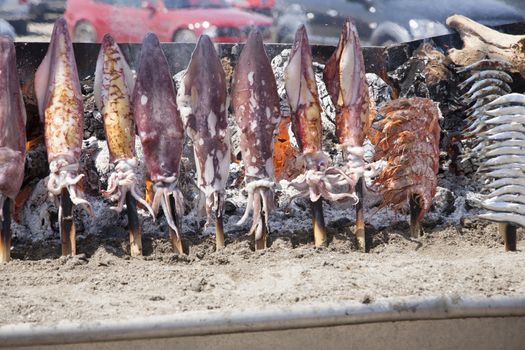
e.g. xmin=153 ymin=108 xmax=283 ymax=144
xmin=103 ymin=158 xmax=154 ymax=217
xmin=151 ymin=177 xmax=184 ymax=239
xmin=47 ymin=156 xmax=93 ymax=215
xmin=236 ymin=179 xmax=274 ymax=238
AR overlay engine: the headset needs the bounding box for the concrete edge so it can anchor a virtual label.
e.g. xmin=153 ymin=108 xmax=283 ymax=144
xmin=1 ymin=295 xmax=525 ymax=347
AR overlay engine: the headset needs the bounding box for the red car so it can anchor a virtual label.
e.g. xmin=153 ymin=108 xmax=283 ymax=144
xmin=226 ymin=0 xmax=275 ymax=17
xmin=64 ymin=0 xmax=273 ymax=43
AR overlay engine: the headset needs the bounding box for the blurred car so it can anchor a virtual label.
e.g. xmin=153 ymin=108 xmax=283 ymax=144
xmin=65 ymin=0 xmax=273 ymax=43
xmin=30 ymin=0 xmax=66 ymax=21
xmin=0 ymin=0 xmax=40 ymax=34
xmin=226 ymin=0 xmax=274 ymax=17
xmin=273 ymin=0 xmax=525 ymax=45
xmin=0 ymin=18 xmax=15 ymax=39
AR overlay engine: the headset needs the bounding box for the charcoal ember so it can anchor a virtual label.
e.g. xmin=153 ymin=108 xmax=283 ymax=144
xmin=430 ymin=187 xmax=456 ymax=215
xmin=81 ymin=137 xmax=103 ymax=196
xmin=83 ymin=110 xmax=105 ymax=140
xmin=178 ymin=156 xmax=197 ymax=215
xmin=24 ymin=142 xmax=49 ymax=183
xmin=271 ymin=49 xmax=291 ymax=119
xmin=389 ymin=42 xmax=458 ymax=104
xmin=20 ymin=179 xmax=55 ymax=240
xmin=366 ymin=73 xmax=392 ymax=108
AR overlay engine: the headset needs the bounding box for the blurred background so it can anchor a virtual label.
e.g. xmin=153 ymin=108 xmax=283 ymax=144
xmin=0 ymin=0 xmax=524 ymax=44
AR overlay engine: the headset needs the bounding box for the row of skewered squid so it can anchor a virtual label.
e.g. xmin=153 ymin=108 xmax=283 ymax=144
xmin=0 ymin=17 xmax=445 ymax=260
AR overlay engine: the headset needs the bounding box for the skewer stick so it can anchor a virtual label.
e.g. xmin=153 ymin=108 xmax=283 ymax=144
xmin=255 ymin=213 xmax=268 ymax=250
xmin=59 ymin=188 xmax=76 ymax=256
xmin=168 ymin=195 xmax=184 ymax=254
xmin=355 ymin=177 xmax=366 ymax=252
xmin=0 ymin=199 xmax=12 ymax=263
xmin=312 ymin=198 xmax=328 ymax=247
xmin=409 ymin=194 xmax=422 ymax=239
xmin=499 ymin=222 xmax=517 ymax=252
xmin=215 ymin=212 xmax=225 ymax=250
xmin=125 ymin=192 xmax=142 ymax=257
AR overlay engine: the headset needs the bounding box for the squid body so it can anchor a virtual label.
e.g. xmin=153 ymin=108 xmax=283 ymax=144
xmin=177 ymin=35 xmax=230 ymax=226
xmin=231 ymin=29 xmax=280 ymax=239
xmin=34 ymin=17 xmax=92 ymax=214
xmin=94 ymin=33 xmax=152 ymax=215
xmin=284 ymin=25 xmax=356 ymax=203
xmin=323 ymin=18 xmax=373 ymax=187
xmin=132 ymin=33 xmax=185 ymax=237
xmin=0 ymin=37 xmax=26 ymax=218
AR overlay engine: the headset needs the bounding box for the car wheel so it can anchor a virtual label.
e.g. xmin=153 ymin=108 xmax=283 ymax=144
xmin=377 ymin=36 xmax=397 ymax=46
xmin=172 ymin=29 xmax=196 ymax=43
xmin=10 ymin=20 xmax=28 ymax=35
xmin=74 ymin=21 xmax=97 ymax=43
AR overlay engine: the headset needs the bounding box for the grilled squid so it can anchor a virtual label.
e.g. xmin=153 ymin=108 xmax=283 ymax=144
xmin=323 ymin=18 xmax=373 ymax=193
xmin=231 ymin=29 xmax=280 ymax=240
xmin=132 ymin=33 xmax=185 ymax=238
xmin=177 ymin=35 xmax=230 ymax=227
xmin=373 ymin=98 xmax=441 ymax=220
xmin=34 ymin=18 xmax=92 ymax=213
xmin=284 ymin=25 xmax=355 ymax=203
xmin=477 ymin=93 xmax=525 ymax=226
xmin=0 ymin=37 xmax=26 ymax=217
xmin=94 ymin=33 xmax=153 ymax=215
xmin=458 ymin=59 xmax=513 ymax=171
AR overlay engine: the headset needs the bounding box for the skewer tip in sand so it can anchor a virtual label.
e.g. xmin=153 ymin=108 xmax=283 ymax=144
xmin=499 ymin=222 xmax=517 ymax=252
xmin=409 ymin=195 xmax=422 ymax=239
xmin=355 ymin=178 xmax=366 ymax=252
xmin=0 ymin=199 xmax=12 ymax=263
xmin=312 ymin=199 xmax=328 ymax=247
xmin=59 ymin=189 xmax=76 ymax=256
xmin=125 ymin=192 xmax=142 ymax=257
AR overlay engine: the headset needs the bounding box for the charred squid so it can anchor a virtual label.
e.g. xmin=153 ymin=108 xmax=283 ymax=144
xmin=323 ymin=18 xmax=373 ymax=251
xmin=94 ymin=33 xmax=153 ymax=256
xmin=284 ymin=25 xmax=355 ymax=247
xmin=0 ymin=37 xmax=26 ymax=262
xmin=35 ymin=18 xmax=93 ymax=256
xmin=133 ymin=33 xmax=185 ymax=253
xmin=177 ymin=35 xmax=230 ymax=249
xmin=231 ymin=29 xmax=281 ymax=249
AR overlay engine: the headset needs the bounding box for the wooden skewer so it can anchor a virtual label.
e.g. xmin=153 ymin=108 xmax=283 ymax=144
xmin=312 ymin=198 xmax=328 ymax=247
xmin=215 ymin=195 xmax=225 ymax=250
xmin=0 ymin=199 xmax=12 ymax=263
xmin=355 ymin=177 xmax=366 ymax=252
xmin=168 ymin=195 xmax=184 ymax=255
xmin=125 ymin=192 xmax=142 ymax=257
xmin=254 ymin=213 xmax=268 ymax=250
xmin=409 ymin=194 xmax=422 ymax=239
xmin=59 ymin=188 xmax=76 ymax=256
xmin=215 ymin=213 xmax=225 ymax=250
xmin=499 ymin=223 xmax=517 ymax=252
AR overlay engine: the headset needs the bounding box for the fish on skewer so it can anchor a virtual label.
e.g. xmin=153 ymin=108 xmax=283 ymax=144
xmin=457 ymin=59 xmax=512 ymax=172
xmin=231 ymin=29 xmax=280 ymax=249
xmin=35 ymin=18 xmax=93 ymax=256
xmin=94 ymin=33 xmax=154 ymax=256
xmin=0 ymin=37 xmax=26 ymax=263
xmin=132 ymin=33 xmax=185 ymax=253
xmin=284 ymin=25 xmax=356 ymax=247
xmin=476 ymin=93 xmax=525 ymax=251
xmin=373 ymin=97 xmax=441 ymax=238
xmin=177 ymin=35 xmax=230 ymax=250
xmin=323 ymin=18 xmax=374 ymax=251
